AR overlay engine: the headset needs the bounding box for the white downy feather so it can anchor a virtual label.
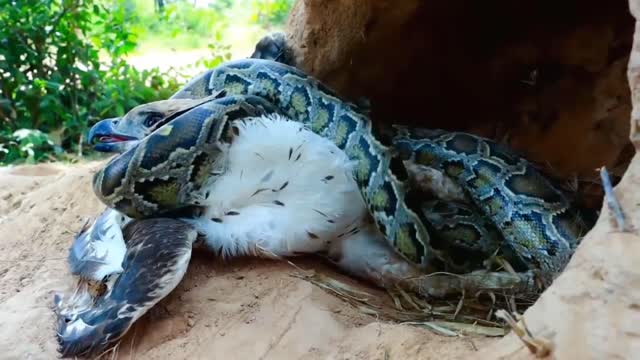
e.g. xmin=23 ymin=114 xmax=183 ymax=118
xmin=185 ymin=114 xmax=369 ymax=258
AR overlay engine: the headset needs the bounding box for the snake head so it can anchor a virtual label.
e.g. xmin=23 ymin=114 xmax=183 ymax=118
xmin=88 ymin=94 xmax=225 ymax=153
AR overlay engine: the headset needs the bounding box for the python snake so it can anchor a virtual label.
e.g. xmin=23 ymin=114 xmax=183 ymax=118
xmin=89 ymin=58 xmax=590 ymax=276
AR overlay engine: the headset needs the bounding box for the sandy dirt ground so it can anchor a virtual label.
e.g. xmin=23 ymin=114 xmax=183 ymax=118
xmin=0 ymin=162 xmax=496 ymax=360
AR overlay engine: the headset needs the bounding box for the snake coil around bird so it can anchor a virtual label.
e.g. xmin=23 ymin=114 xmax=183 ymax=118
xmin=91 ymin=58 xmax=591 ymax=277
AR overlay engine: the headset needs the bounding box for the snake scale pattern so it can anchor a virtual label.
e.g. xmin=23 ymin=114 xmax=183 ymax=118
xmin=91 ymin=58 xmax=589 ymax=275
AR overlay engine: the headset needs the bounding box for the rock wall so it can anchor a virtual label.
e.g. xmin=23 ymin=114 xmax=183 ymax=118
xmin=284 ymin=0 xmax=634 ymax=182
xmin=284 ymin=0 xmax=640 ymax=358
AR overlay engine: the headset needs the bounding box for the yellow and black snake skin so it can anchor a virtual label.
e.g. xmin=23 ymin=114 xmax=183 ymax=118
xmin=90 ymin=58 xmax=591 ymax=276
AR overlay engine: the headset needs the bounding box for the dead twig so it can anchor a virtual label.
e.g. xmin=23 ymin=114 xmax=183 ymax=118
xmin=495 ymin=309 xmax=552 ymax=357
xmin=600 ymin=166 xmax=628 ymax=232
xmin=403 ymin=320 xmax=505 ymax=337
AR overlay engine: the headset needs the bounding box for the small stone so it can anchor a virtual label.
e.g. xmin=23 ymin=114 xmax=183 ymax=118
xmin=187 ymin=318 xmax=196 ymax=327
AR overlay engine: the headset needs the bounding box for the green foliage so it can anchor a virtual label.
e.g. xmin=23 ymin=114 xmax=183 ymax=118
xmin=0 ymin=129 xmax=62 ymax=165
xmin=0 ymin=0 xmax=288 ymax=166
xmin=250 ymin=0 xmax=294 ymax=27
xmin=128 ymin=0 xmax=229 ymax=51
xmin=208 ymin=0 xmax=233 ymax=13
xmin=192 ymin=33 xmax=232 ymax=69
xmin=0 ymin=0 xmax=184 ymax=165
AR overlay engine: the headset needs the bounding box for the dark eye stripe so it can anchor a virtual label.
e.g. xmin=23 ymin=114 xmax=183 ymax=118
xmin=144 ymin=113 xmax=165 ymax=127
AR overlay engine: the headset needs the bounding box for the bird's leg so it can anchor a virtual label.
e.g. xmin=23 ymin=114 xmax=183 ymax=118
xmin=326 ymin=224 xmax=541 ymax=299
xmin=54 ymin=218 xmax=196 ymax=358
xmin=324 ymin=224 xmax=426 ymax=290
xmin=402 ymin=269 xmax=541 ymax=299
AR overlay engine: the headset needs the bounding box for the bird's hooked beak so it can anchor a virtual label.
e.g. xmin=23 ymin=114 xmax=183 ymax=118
xmin=87 ymin=118 xmax=140 ymax=153
xmin=88 ymin=91 xmax=227 ymax=154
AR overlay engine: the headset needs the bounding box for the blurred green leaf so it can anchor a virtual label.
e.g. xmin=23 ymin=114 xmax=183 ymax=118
xmin=0 ymin=0 xmax=291 ymax=165
xmin=0 ymin=0 xmax=186 ymax=165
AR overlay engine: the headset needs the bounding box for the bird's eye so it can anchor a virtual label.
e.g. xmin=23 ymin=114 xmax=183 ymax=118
xmin=143 ymin=113 xmax=164 ymax=127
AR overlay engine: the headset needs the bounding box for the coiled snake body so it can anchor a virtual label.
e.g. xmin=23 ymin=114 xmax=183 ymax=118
xmin=93 ymin=59 xmax=587 ymax=274
xmin=55 ymin=56 xmax=591 ymax=358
